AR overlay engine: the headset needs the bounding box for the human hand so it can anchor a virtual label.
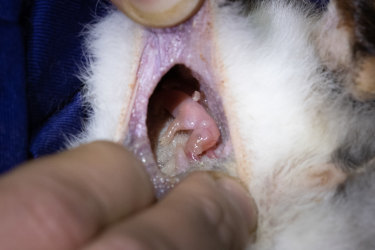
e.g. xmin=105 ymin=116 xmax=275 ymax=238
xmin=110 ymin=0 xmax=205 ymax=27
xmin=0 ymin=141 xmax=257 ymax=250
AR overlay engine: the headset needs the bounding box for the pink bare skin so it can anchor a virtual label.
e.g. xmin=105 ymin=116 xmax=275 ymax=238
xmin=160 ymin=89 xmax=220 ymax=160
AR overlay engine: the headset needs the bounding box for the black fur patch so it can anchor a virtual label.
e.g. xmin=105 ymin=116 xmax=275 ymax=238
xmin=352 ymin=0 xmax=375 ymax=57
xmin=335 ymin=0 xmax=375 ymax=57
xmin=331 ymin=0 xmax=375 ymax=170
xmin=333 ymin=104 xmax=375 ymax=171
xmin=222 ymin=0 xmax=327 ymax=15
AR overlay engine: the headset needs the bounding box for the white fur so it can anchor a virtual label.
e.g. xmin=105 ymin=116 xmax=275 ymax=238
xmin=72 ymin=11 xmax=142 ymax=145
xmin=214 ymin=3 xmax=353 ymax=248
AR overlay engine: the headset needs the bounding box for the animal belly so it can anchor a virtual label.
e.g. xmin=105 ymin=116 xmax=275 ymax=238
xmin=75 ymin=0 xmax=367 ymax=249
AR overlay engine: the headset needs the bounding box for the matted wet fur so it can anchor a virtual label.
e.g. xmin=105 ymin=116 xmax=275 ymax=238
xmin=72 ymin=0 xmax=375 ymax=249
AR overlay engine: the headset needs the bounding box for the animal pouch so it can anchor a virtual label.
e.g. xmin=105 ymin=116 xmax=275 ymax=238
xmin=73 ymin=1 xmax=375 ymax=249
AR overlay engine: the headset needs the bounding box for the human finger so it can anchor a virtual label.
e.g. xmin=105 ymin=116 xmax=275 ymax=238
xmin=110 ymin=0 xmax=205 ymax=28
xmin=0 ymin=141 xmax=155 ymax=250
xmin=83 ymin=172 xmax=257 ymax=250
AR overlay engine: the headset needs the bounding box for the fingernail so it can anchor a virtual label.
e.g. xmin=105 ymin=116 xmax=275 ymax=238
xmin=215 ymin=176 xmax=258 ymax=233
xmin=110 ymin=0 xmax=205 ymax=28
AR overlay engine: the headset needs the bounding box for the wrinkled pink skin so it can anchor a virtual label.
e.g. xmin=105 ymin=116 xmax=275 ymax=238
xmin=161 ymin=90 xmax=220 ymax=161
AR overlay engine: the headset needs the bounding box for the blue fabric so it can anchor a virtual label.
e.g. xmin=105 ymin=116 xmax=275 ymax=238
xmin=0 ymin=0 xmax=328 ymax=173
xmin=0 ymin=0 xmax=27 ymax=173
xmin=0 ymin=0 xmax=23 ymax=22
xmin=26 ymin=0 xmax=108 ymax=158
xmin=0 ymin=0 xmax=109 ymax=173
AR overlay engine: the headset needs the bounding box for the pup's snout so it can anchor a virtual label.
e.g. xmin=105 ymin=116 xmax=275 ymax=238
xmin=110 ymin=0 xmax=205 ymax=28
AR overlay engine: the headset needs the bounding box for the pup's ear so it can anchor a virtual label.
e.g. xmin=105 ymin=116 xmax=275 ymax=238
xmin=315 ymin=0 xmax=375 ymax=101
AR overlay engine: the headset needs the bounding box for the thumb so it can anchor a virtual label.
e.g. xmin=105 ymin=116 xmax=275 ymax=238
xmin=110 ymin=0 xmax=205 ymax=28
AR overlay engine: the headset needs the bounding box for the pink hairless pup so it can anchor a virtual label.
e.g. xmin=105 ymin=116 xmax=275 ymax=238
xmin=160 ymin=89 xmax=220 ymax=161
